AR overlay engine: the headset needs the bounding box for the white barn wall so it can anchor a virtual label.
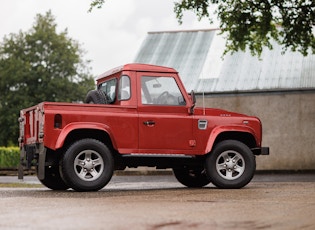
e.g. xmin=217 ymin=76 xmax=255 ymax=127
xmin=196 ymin=91 xmax=315 ymax=170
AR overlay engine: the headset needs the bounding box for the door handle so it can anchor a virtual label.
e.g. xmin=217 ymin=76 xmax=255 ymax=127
xmin=143 ymin=120 xmax=155 ymax=126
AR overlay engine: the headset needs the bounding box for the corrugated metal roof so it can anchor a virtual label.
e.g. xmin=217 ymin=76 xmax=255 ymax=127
xmin=134 ymin=29 xmax=315 ymax=93
xmin=134 ymin=30 xmax=214 ymax=91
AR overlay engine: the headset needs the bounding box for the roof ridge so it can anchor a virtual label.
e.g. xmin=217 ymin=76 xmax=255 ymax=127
xmin=148 ymin=28 xmax=220 ymax=34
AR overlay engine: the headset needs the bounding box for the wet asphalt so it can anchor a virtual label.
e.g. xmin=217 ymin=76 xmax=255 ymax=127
xmin=0 ymin=172 xmax=314 ymax=230
xmin=0 ymin=170 xmax=315 ymax=184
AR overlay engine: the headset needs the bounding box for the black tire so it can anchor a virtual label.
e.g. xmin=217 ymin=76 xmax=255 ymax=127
xmin=60 ymin=139 xmax=114 ymax=192
xmin=38 ymin=166 xmax=69 ymax=190
xmin=173 ymin=167 xmax=211 ymax=188
xmin=85 ymin=90 xmax=108 ymax=104
xmin=205 ymin=140 xmax=256 ymax=189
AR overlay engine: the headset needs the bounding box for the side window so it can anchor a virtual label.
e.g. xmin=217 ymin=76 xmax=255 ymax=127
xmin=141 ymin=76 xmax=186 ymax=106
xmin=118 ymin=75 xmax=131 ymax=101
xmin=99 ymin=78 xmax=117 ymax=104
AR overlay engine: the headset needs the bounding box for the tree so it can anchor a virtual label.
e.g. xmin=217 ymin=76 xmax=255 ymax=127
xmin=89 ymin=0 xmax=315 ymax=56
xmin=0 ymin=11 xmax=95 ymax=146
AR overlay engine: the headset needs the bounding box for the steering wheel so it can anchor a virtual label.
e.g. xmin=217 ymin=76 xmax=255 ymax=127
xmin=156 ymin=91 xmax=177 ymax=105
xmin=157 ymin=91 xmax=169 ymax=104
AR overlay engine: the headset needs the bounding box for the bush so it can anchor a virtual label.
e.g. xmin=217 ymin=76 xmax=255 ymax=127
xmin=0 ymin=147 xmax=20 ymax=169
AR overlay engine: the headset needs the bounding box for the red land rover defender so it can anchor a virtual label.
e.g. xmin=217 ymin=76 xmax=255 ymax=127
xmin=18 ymin=63 xmax=269 ymax=191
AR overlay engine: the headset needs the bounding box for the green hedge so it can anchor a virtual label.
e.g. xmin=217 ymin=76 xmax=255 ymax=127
xmin=0 ymin=147 xmax=20 ymax=169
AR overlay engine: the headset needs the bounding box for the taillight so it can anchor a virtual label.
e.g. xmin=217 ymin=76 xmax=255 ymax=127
xmin=54 ymin=114 xmax=62 ymax=128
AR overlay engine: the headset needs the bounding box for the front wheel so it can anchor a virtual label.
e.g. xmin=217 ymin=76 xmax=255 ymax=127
xmin=205 ymin=140 xmax=256 ymax=189
xmin=173 ymin=167 xmax=211 ymax=188
xmin=60 ymin=139 xmax=114 ymax=192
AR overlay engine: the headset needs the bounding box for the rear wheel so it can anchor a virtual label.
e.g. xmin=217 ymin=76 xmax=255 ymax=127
xmin=173 ymin=167 xmax=211 ymax=188
xmin=60 ymin=139 xmax=114 ymax=192
xmin=205 ymin=140 xmax=256 ymax=189
xmin=38 ymin=166 xmax=69 ymax=190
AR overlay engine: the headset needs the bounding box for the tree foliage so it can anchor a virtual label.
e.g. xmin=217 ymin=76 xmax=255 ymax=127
xmin=88 ymin=0 xmax=106 ymax=12
xmin=0 ymin=11 xmax=95 ymax=146
xmin=89 ymin=0 xmax=315 ymax=56
xmin=174 ymin=0 xmax=315 ymax=56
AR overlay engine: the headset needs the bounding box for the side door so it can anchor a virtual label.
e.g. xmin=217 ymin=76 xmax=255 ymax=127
xmin=138 ymin=73 xmax=194 ymax=154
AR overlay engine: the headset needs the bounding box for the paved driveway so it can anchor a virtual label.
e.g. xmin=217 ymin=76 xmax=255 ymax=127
xmin=0 ymin=173 xmax=314 ymax=230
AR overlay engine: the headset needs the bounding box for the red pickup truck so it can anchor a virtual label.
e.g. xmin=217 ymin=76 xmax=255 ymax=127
xmin=18 ymin=63 xmax=269 ymax=191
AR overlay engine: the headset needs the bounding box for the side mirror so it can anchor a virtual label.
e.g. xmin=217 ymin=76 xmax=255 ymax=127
xmin=191 ymin=90 xmax=196 ymax=104
xmin=189 ymin=90 xmax=196 ymax=114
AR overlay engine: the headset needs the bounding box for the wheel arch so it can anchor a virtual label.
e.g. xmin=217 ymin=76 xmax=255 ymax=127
xmin=206 ymin=129 xmax=258 ymax=154
xmin=55 ymin=122 xmax=117 ymax=152
xmin=214 ymin=131 xmax=257 ymax=149
xmin=62 ymin=128 xmax=115 ymax=152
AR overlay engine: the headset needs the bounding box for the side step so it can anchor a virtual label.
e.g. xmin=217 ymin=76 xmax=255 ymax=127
xmin=119 ymin=154 xmax=205 ymax=169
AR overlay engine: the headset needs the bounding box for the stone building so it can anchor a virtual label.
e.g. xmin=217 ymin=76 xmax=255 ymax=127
xmin=134 ymin=29 xmax=315 ymax=170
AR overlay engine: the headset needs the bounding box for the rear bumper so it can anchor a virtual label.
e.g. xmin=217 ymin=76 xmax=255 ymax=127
xmin=251 ymin=147 xmax=270 ymax=155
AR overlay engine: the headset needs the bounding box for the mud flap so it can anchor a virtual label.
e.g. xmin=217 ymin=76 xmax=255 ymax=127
xmin=37 ymin=145 xmax=47 ymax=180
xmin=18 ymin=148 xmax=25 ymax=180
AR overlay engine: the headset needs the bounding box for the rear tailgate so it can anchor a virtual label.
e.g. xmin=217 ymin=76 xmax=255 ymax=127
xmin=18 ymin=103 xmax=44 ymax=147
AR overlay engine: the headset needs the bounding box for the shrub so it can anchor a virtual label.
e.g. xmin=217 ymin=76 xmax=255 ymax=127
xmin=0 ymin=147 xmax=20 ymax=169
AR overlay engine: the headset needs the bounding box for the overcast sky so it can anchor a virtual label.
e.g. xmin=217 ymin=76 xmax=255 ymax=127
xmin=0 ymin=0 xmax=218 ymax=77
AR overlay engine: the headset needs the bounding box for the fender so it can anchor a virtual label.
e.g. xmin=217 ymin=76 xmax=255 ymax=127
xmin=54 ymin=122 xmax=117 ymax=150
xmin=204 ymin=125 xmax=258 ymax=154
